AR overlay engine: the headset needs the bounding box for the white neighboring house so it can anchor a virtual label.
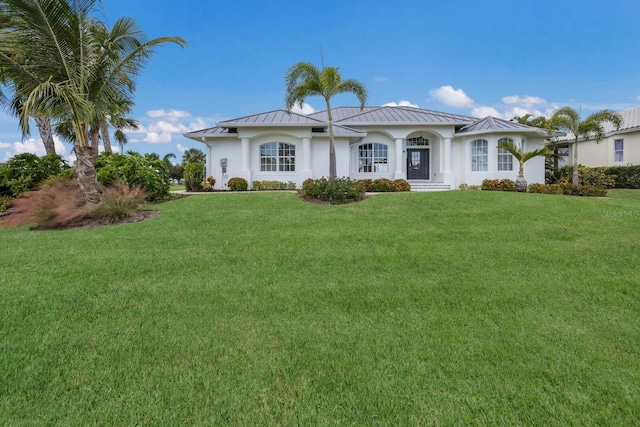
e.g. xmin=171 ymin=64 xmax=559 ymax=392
xmin=553 ymin=105 xmax=640 ymax=168
xmin=184 ymin=106 xmax=549 ymax=190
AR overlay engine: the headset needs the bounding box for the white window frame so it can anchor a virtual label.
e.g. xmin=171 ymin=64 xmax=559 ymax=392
xmin=497 ymin=138 xmax=514 ymax=171
xmin=358 ymin=143 xmax=388 ymax=173
xmin=260 ymin=142 xmax=295 ymax=172
xmin=614 ymin=139 xmax=624 ymax=163
xmin=471 ymin=139 xmax=488 ymax=172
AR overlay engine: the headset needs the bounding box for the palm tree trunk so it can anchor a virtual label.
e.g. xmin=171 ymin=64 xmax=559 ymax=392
xmin=516 ymin=164 xmax=527 ymax=192
xmin=326 ymin=100 xmax=336 ymax=178
xmin=100 ymin=120 xmax=112 ymax=153
xmin=74 ymin=144 xmax=101 ymax=203
xmin=33 ymin=114 xmax=56 ymax=155
xmin=572 ymin=140 xmax=579 ymax=186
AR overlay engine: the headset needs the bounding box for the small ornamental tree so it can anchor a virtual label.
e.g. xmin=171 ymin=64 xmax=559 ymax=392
xmin=496 ymin=140 xmax=551 ymax=192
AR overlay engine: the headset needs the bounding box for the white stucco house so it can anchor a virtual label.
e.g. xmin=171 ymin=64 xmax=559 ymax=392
xmin=184 ymin=105 xmax=550 ymax=190
xmin=553 ymin=105 xmax=640 ymax=168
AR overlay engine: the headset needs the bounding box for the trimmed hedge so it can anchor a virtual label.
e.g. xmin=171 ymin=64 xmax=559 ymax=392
xmin=357 ymin=178 xmax=411 ymax=192
xmin=528 ymin=180 xmax=607 ymax=197
xmin=300 ymin=177 xmax=365 ymax=204
xmin=481 ymin=179 xmax=517 ymax=192
xmin=605 ymin=165 xmax=640 ymax=189
xmin=252 ymin=180 xmax=296 ymax=190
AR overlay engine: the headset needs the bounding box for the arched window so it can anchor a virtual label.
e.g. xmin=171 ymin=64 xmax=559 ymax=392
xmin=497 ymin=138 xmax=514 ymax=171
xmin=471 ymin=139 xmax=488 ymax=171
xmin=358 ymin=143 xmax=388 ymax=173
xmin=406 ymin=136 xmax=429 ymax=146
xmin=260 ymin=142 xmax=295 ymax=172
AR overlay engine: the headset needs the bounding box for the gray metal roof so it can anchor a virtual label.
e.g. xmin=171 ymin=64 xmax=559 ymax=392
xmin=605 ymin=105 xmax=639 ymax=134
xmin=184 ymin=126 xmax=235 ymax=139
xmin=457 ymin=116 xmax=549 ymax=136
xmin=308 ymin=107 xmax=381 ymax=122
xmin=217 ymin=109 xmax=324 ymax=126
xmin=336 ymin=106 xmax=476 ymax=125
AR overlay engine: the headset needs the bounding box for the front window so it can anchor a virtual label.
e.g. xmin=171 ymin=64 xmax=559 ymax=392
xmin=358 ymin=143 xmax=388 ymax=173
xmin=471 ymin=139 xmax=488 ymax=171
xmin=260 ymin=142 xmax=295 ymax=172
xmin=615 ymin=139 xmax=624 ymax=162
xmin=497 ymin=138 xmax=514 ymax=171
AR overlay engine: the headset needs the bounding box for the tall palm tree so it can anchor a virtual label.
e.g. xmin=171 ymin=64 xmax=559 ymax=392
xmin=0 ymin=0 xmax=186 ymax=202
xmin=548 ymin=107 xmax=622 ymax=185
xmin=285 ymin=62 xmax=368 ymax=178
xmin=496 ymin=139 xmax=551 ymax=192
xmin=182 ymin=147 xmax=205 ymax=165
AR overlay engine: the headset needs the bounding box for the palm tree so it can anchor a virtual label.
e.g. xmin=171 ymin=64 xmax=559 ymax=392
xmin=285 ymin=62 xmax=368 ymax=178
xmin=162 ymin=153 xmax=176 ymax=166
xmin=497 ymin=139 xmax=551 ymax=192
xmin=548 ymin=107 xmax=622 ymax=185
xmin=0 ymin=0 xmax=186 ymax=202
xmin=182 ymin=148 xmax=205 ymax=165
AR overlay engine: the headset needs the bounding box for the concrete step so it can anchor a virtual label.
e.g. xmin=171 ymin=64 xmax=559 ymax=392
xmin=408 ymin=181 xmax=451 ymax=192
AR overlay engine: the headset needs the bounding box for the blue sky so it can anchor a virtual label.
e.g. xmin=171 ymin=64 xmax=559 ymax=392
xmin=2 ymin=0 xmax=640 ymax=163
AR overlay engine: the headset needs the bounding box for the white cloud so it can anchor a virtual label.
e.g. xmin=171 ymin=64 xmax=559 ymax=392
xmin=502 ymin=95 xmax=547 ymax=107
xmin=290 ymin=103 xmax=315 ymax=115
xmin=123 ymin=109 xmax=214 ymax=144
xmin=147 ymin=109 xmax=192 ymax=120
xmin=383 ymin=100 xmax=419 ymax=108
xmin=3 ymin=136 xmax=72 ymax=163
xmin=176 ymin=144 xmax=186 ymax=153
xmin=374 ymin=76 xmax=388 ymax=83
xmin=429 ymin=85 xmax=474 ymax=108
xmin=0 ymin=142 xmax=11 ymax=149
xmin=471 ymin=106 xmax=502 ymax=119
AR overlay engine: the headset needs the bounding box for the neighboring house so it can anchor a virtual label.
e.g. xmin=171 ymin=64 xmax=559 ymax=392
xmin=184 ymin=106 xmax=549 ymax=190
xmin=553 ymin=105 xmax=640 ymax=168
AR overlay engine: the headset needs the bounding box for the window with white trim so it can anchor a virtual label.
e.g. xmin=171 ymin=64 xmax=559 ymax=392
xmin=406 ymin=136 xmax=429 ymax=146
xmin=260 ymin=142 xmax=295 ymax=172
xmin=358 ymin=143 xmax=388 ymax=173
xmin=497 ymin=138 xmax=514 ymax=171
xmin=471 ymin=139 xmax=488 ymax=171
xmin=614 ymin=139 xmax=624 ymax=162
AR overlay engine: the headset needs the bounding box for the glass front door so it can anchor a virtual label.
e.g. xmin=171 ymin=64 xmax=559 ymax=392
xmin=407 ymin=149 xmax=429 ymax=179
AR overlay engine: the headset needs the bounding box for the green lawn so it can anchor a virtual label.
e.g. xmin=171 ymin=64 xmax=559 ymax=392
xmin=1 ymin=190 xmax=639 ymax=425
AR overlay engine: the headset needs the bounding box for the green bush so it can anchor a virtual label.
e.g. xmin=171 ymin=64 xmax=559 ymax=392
xmin=300 ymin=177 xmax=365 ymax=204
xmin=252 ymin=180 xmax=297 ymax=190
xmin=527 ymin=180 xmax=607 ymax=197
xmin=0 ymin=195 xmax=10 ymax=212
xmin=227 ymin=177 xmax=248 ymax=191
xmin=0 ymin=153 xmax=70 ymax=197
xmin=200 ymin=176 xmax=216 ymax=191
xmin=95 ymin=152 xmax=170 ymax=201
xmin=605 ymin=165 xmax=640 ymax=189
xmin=560 ymin=165 xmax=616 ymax=188
xmin=183 ymin=162 xmax=205 ymax=192
xmin=356 ymin=178 xmax=411 ymax=192
xmin=481 ymin=179 xmax=517 ymax=192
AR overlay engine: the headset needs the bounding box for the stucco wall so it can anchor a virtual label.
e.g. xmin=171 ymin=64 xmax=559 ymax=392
xmin=579 ymin=132 xmax=640 ymax=166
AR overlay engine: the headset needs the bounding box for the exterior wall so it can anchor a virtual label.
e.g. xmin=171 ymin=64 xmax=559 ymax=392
xmin=453 ymin=134 xmax=546 ymax=187
xmin=578 ymin=132 xmax=640 ymax=166
xmin=205 ymin=141 xmax=242 ymax=189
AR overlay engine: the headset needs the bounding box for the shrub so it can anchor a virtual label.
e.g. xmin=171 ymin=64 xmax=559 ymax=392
xmin=481 ymin=179 xmax=517 ymax=192
xmin=300 ymin=177 xmax=365 ymax=204
xmin=356 ymin=178 xmax=411 ymax=192
xmin=252 ymin=180 xmax=297 ymax=190
xmin=605 ymin=165 xmax=640 ymax=189
xmin=0 ymin=153 xmax=70 ymax=197
xmin=201 ymin=176 xmax=216 ymax=191
xmin=560 ymin=165 xmax=616 ymax=188
xmin=459 ymin=183 xmax=481 ymax=191
xmin=183 ymin=162 xmax=205 ymax=192
xmin=1 ymin=177 xmax=88 ymax=228
xmin=227 ymin=177 xmax=248 ymax=191
xmin=0 ymin=195 xmax=10 ymax=212
xmin=95 ymin=152 xmax=170 ymax=201
xmin=527 ymin=180 xmax=607 ymax=197
xmin=91 ymin=181 xmax=149 ymax=223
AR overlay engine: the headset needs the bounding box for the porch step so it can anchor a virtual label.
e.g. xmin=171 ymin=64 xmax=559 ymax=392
xmin=408 ymin=181 xmax=451 ymax=192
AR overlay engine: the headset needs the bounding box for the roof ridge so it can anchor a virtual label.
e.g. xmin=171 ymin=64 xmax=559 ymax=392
xmin=333 ymin=106 xmax=384 ymax=122
xmin=218 ymin=109 xmax=324 ymax=125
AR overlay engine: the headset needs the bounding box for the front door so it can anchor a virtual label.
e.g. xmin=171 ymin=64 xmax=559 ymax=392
xmin=407 ymin=149 xmax=429 ymax=180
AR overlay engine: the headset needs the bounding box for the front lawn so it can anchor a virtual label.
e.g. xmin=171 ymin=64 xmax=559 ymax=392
xmin=1 ymin=190 xmax=638 ymax=424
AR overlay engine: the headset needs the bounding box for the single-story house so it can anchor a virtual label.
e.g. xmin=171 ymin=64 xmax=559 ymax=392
xmin=553 ymin=105 xmax=640 ymax=168
xmin=184 ymin=106 xmax=550 ymax=190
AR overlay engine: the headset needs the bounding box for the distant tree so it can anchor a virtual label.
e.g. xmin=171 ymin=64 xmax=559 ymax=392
xmin=497 ymin=140 xmax=551 ymax=192
xmin=548 ymin=107 xmax=622 ymax=185
xmin=511 ymin=114 xmax=550 ymax=130
xmin=182 ymin=148 xmax=205 ymax=165
xmin=285 ymin=62 xmax=368 ymax=178
xmin=162 ymin=153 xmax=176 ymax=166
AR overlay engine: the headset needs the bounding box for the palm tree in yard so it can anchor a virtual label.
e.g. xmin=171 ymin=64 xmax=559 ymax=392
xmin=496 ymin=139 xmax=551 ymax=192
xmin=0 ymin=0 xmax=186 ymax=202
xmin=285 ymin=62 xmax=368 ymax=178
xmin=182 ymin=147 xmax=205 ymax=165
xmin=548 ymin=106 xmax=622 ymax=185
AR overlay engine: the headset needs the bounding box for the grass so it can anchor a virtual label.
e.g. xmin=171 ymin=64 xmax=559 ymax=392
xmin=1 ymin=190 xmax=639 ymax=425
